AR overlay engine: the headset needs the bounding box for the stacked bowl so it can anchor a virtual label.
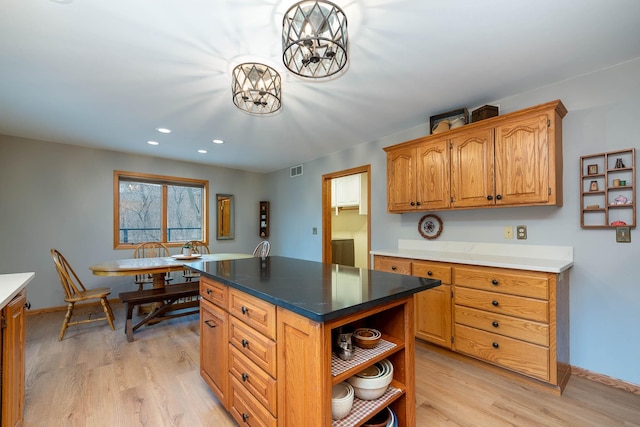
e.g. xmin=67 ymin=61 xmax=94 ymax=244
xmin=353 ymin=328 xmax=382 ymax=349
xmin=347 ymin=359 xmax=393 ymax=400
xmin=331 ymin=381 xmax=354 ymax=420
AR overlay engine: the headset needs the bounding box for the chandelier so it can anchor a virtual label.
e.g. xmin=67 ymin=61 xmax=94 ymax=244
xmin=231 ymin=63 xmax=282 ymax=114
xmin=282 ymin=0 xmax=348 ymax=78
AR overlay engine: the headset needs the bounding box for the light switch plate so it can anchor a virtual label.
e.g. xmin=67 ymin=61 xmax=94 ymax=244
xmin=503 ymin=226 xmax=514 ymax=239
xmin=517 ymin=225 xmax=527 ymax=240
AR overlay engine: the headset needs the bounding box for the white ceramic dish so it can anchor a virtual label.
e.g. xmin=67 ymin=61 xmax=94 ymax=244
xmin=171 ymin=254 xmax=202 ymax=260
xmin=347 ymin=360 xmax=393 ymax=400
xmin=331 ymin=382 xmax=354 ymax=420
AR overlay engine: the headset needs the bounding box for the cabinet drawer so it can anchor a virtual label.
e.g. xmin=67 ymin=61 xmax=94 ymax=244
xmin=412 ymin=261 xmax=451 ymax=283
xmin=200 ymin=277 xmax=227 ymax=308
xmin=229 ymin=375 xmax=277 ymax=427
xmin=229 ymin=345 xmax=278 ymax=417
xmin=229 ymin=288 xmax=277 ymax=339
xmin=455 ymin=287 xmax=548 ymax=323
xmin=455 ymin=305 xmax=548 ymax=346
xmin=373 ymin=256 xmax=412 ymax=275
xmin=229 ymin=316 xmax=277 ymax=378
xmin=454 ymin=324 xmax=550 ymax=382
xmin=455 ymin=266 xmax=549 ymax=299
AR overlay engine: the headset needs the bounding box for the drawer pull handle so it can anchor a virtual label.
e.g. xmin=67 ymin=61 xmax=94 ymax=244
xmin=242 ymin=413 xmax=250 ymax=422
xmin=206 ymin=288 xmax=212 ymax=294
xmin=24 ymin=301 xmax=32 ymax=309
xmin=492 ymin=342 xmax=499 ymax=349
xmin=391 ymin=266 xmax=397 ymax=271
xmin=492 ymin=321 xmax=499 ymax=328
xmin=427 ymin=271 xmax=433 ymax=276
xmin=204 ymin=320 xmax=217 ymax=328
xmin=241 ymin=306 xmax=248 ymax=315
xmin=241 ymin=373 xmax=249 ymax=382
xmin=491 ymin=279 xmax=499 ymax=285
xmin=492 ymin=300 xmax=499 ymax=307
xmin=241 ymin=339 xmax=249 ymax=348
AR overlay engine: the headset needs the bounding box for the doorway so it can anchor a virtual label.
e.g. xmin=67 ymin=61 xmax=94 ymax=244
xmin=322 ymin=165 xmax=371 ymax=268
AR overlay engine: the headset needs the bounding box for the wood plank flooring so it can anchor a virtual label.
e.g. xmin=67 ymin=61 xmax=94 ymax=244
xmin=24 ymin=303 xmax=640 ymax=426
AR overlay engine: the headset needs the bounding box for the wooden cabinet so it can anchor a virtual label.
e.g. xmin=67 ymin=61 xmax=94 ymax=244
xmin=385 ymin=100 xmax=566 ymax=212
xmin=200 ymin=299 xmax=228 ymax=407
xmin=374 ymin=255 xmax=570 ymax=393
xmin=201 ymin=276 xmax=418 ymax=426
xmin=453 ymin=265 xmax=570 ymax=391
xmin=580 ymin=148 xmax=636 ymax=228
xmin=1 ymin=289 xmax=26 ymax=427
xmin=386 ymin=138 xmax=450 ymax=211
xmin=374 ymin=256 xmax=453 ymax=350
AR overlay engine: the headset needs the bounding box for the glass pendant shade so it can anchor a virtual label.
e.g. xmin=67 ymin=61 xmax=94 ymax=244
xmin=232 ymin=63 xmax=282 ymax=114
xmin=282 ymin=0 xmax=348 ymax=78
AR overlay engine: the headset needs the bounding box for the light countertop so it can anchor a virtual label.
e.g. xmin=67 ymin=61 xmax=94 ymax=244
xmin=0 ymin=272 xmax=34 ymax=307
xmin=371 ymin=240 xmax=573 ymax=273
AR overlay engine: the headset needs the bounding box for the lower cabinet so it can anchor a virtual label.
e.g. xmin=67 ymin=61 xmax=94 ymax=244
xmin=200 ymin=298 xmax=228 ymax=407
xmin=1 ymin=289 xmax=27 ymax=427
xmin=374 ymin=255 xmax=570 ymax=392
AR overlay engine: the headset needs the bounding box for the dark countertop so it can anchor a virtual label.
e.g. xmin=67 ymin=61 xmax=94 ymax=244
xmin=187 ymin=256 xmax=440 ymax=322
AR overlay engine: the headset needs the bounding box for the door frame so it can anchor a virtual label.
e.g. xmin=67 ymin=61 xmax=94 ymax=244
xmin=322 ymin=165 xmax=371 ymax=267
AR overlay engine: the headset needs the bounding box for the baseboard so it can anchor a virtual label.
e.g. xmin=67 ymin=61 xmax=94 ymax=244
xmin=571 ymin=365 xmax=640 ymax=396
xmin=26 ymin=298 xmax=122 ymax=316
xmin=416 ymin=340 xmax=640 ymax=396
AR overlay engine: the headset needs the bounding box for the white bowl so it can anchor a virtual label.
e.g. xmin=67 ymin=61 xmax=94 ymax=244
xmin=347 ymin=360 xmax=393 ymax=400
xmin=332 ymin=382 xmax=354 ymax=420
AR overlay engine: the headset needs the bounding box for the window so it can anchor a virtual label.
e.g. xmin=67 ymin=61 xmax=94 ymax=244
xmin=114 ymin=171 xmax=208 ymax=249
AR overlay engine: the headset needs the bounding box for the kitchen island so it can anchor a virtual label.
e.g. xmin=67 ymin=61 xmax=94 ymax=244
xmin=187 ymin=256 xmax=440 ymax=427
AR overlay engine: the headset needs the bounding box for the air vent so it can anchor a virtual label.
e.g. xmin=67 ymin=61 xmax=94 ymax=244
xmin=290 ymin=165 xmax=303 ymax=177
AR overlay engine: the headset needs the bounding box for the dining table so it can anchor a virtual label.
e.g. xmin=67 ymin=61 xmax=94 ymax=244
xmin=89 ymin=253 xmax=255 ymax=289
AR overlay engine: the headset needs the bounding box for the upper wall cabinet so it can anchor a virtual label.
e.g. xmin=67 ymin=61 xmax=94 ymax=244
xmin=384 ymin=100 xmax=567 ymax=213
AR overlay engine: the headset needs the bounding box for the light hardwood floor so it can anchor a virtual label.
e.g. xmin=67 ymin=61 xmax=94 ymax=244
xmin=24 ymin=303 xmax=640 ymax=427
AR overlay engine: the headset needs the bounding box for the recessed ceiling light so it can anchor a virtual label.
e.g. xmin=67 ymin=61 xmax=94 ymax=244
xmin=198 ymin=149 xmax=208 ymax=154
xmin=212 ymin=139 xmax=224 ymax=144
xmin=147 ymin=140 xmax=159 ymax=145
xmin=156 ymin=127 xmax=171 ymax=134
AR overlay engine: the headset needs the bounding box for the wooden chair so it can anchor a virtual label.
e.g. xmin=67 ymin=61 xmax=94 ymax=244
xmin=253 ymin=240 xmax=271 ymax=257
xmin=133 ymin=242 xmax=172 ymax=290
xmin=182 ymin=240 xmax=210 ymax=282
xmin=51 ymin=249 xmax=115 ymax=341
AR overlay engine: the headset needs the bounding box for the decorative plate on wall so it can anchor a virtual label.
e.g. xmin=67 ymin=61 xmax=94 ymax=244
xmin=418 ymin=214 xmax=443 ymax=239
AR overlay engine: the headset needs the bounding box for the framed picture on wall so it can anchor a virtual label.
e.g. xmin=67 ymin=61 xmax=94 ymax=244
xmin=587 ymin=164 xmax=598 ymax=175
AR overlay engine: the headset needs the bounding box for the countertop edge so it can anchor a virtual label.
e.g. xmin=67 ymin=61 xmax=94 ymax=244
xmin=370 ymin=249 xmax=573 ymax=273
xmin=0 ymin=272 xmax=35 ymax=308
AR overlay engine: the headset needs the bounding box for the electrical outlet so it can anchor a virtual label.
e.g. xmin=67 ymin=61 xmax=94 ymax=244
xmin=517 ymin=225 xmax=527 ymax=240
xmin=312 ymin=227 xmax=317 ymax=235
xmin=503 ymin=226 xmax=514 ymax=239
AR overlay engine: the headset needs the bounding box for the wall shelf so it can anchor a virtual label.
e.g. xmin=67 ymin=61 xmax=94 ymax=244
xmin=259 ymin=201 xmax=269 ymax=237
xmin=580 ymin=148 xmax=635 ymax=229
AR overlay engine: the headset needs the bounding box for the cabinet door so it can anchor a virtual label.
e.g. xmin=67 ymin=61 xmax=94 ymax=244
xmin=387 ymin=146 xmax=417 ymax=212
xmin=414 ymin=285 xmax=452 ymax=348
xmin=200 ymin=299 xmax=228 ymax=409
xmin=494 ymin=113 xmax=550 ymax=205
xmin=416 ymin=139 xmax=451 ymax=210
xmin=1 ymin=289 xmax=26 ymax=427
xmin=450 ymin=128 xmax=495 ymax=208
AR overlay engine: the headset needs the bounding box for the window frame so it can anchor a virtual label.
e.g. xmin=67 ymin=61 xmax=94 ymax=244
xmin=113 ymin=170 xmax=209 ymax=250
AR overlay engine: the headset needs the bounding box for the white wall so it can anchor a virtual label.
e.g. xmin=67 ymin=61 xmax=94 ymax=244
xmin=0 ymin=136 xmax=267 ymax=309
xmin=266 ymin=58 xmax=640 ymax=386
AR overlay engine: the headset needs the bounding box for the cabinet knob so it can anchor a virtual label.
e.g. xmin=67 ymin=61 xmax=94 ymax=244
xmin=416 ymin=201 xmax=421 ymax=206
xmin=206 ymin=288 xmax=212 ymax=294
xmin=204 ymin=320 xmax=217 ymax=328
xmin=492 ymin=321 xmax=499 ymax=328
xmin=241 ymin=373 xmax=249 ymax=382
xmin=241 ymin=306 xmax=248 ymax=315
xmin=24 ymin=301 xmax=31 ymax=310
xmin=491 ymin=279 xmax=499 ymax=285
xmin=427 ymin=271 xmax=433 ymax=276
xmin=492 ymin=342 xmax=499 ymax=349
xmin=241 ymin=413 xmax=250 ymax=422
xmin=487 ymin=195 xmax=493 ymax=201
xmin=241 ymin=339 xmax=249 ymax=348
xmin=492 ymin=300 xmax=499 ymax=307
xmin=496 ymin=194 xmax=502 ymax=200
xmin=391 ymin=266 xmax=397 ymax=271
xmin=410 ymin=201 xmax=416 ymax=206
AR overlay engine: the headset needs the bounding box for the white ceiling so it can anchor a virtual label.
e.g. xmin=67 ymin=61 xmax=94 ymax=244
xmin=1 ymin=0 xmax=639 ymax=173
